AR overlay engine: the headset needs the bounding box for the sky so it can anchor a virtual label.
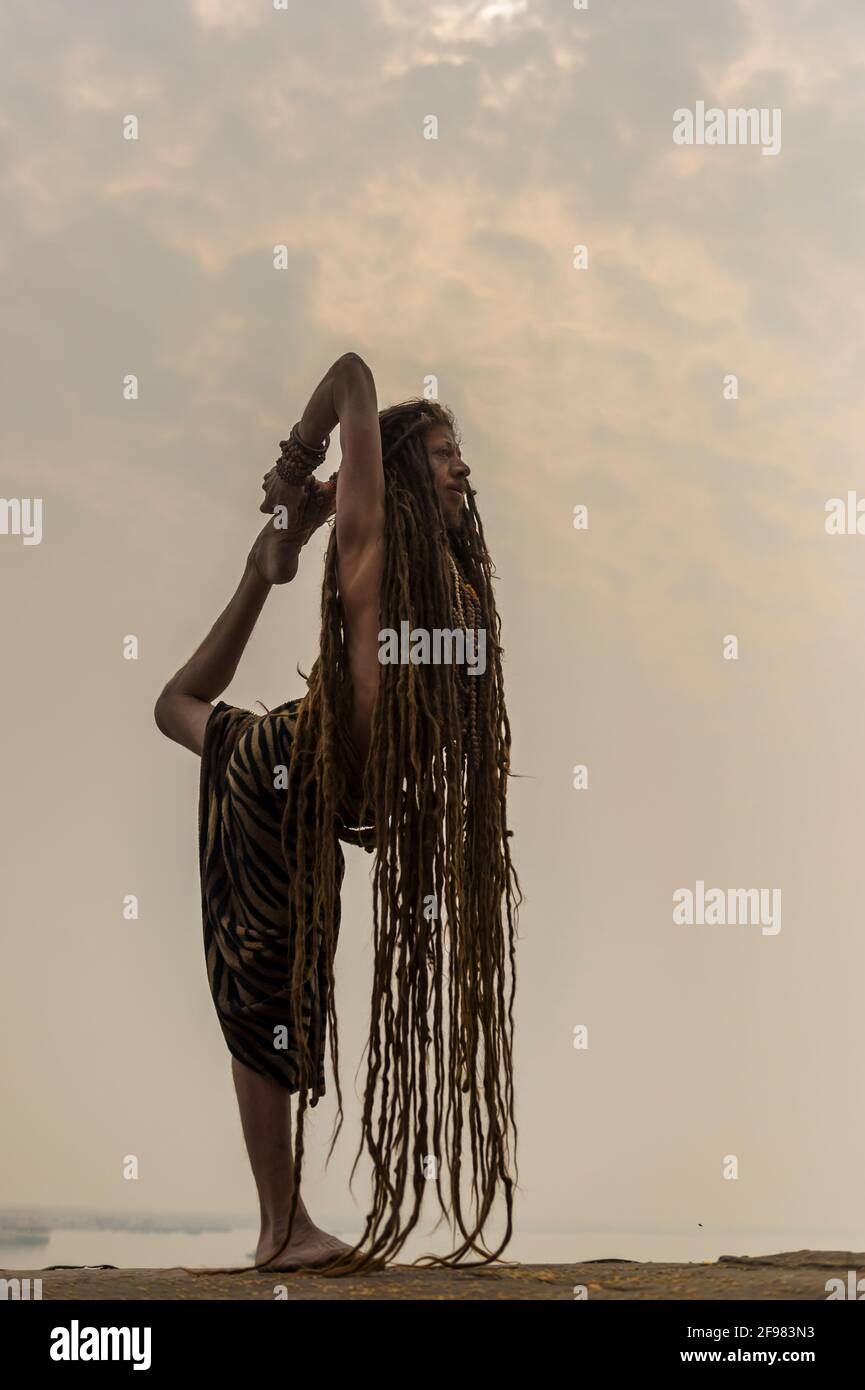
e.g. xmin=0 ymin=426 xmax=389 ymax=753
xmin=2 ymin=0 xmax=865 ymax=1254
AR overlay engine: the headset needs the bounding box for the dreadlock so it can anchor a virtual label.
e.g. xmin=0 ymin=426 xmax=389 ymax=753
xmin=279 ymin=398 xmax=520 ymax=1275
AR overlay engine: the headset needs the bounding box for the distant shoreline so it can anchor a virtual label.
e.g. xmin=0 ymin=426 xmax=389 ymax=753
xmin=0 ymin=1208 xmax=252 ymax=1237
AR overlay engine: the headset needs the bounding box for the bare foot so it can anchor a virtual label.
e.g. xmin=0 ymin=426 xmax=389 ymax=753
xmin=257 ymin=1222 xmax=355 ymax=1271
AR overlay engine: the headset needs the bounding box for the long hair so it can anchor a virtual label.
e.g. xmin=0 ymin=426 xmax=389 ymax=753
xmin=282 ymin=398 xmax=521 ymax=1275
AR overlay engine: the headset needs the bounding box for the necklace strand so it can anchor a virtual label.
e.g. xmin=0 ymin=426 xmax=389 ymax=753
xmin=447 ymin=551 xmax=482 ymax=771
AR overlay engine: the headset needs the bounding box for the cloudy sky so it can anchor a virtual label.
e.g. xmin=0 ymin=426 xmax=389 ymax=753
xmin=2 ymin=0 xmax=864 ymax=1257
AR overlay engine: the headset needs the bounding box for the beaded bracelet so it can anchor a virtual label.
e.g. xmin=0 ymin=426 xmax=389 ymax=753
xmin=275 ymin=421 xmax=330 ymax=486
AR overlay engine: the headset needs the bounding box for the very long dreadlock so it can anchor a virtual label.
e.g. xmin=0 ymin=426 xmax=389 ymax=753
xmin=283 ymin=398 xmax=521 ymax=1275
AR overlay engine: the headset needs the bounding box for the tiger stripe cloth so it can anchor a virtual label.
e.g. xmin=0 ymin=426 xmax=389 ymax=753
xmin=198 ymin=696 xmax=346 ymax=1101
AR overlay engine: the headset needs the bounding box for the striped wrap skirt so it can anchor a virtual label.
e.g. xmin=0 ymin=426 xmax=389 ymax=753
xmin=198 ymin=696 xmax=370 ymax=1101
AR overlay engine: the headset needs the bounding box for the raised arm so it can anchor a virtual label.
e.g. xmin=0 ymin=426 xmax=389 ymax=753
xmin=283 ymin=352 xmax=383 ymax=554
xmin=324 ymin=355 xmax=385 ymax=759
xmin=330 ymin=353 xmax=384 ymax=555
xmin=271 ymin=352 xmax=384 ymax=759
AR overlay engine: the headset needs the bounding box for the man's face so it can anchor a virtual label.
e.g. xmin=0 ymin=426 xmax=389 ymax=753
xmin=425 ymin=424 xmax=470 ymax=526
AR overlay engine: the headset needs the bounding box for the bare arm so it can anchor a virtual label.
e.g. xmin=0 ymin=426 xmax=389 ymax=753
xmin=331 ymin=354 xmax=384 ymax=554
xmin=290 ymin=351 xmax=384 ymax=553
xmin=328 ymin=355 xmax=385 ymax=758
xmin=268 ymin=352 xmax=385 ymax=759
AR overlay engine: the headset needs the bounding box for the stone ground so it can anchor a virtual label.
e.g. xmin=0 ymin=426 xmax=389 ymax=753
xmin=5 ymin=1250 xmax=862 ymax=1300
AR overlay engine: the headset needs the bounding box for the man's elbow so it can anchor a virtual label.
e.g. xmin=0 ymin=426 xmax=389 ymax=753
xmin=154 ymin=689 xmax=177 ymax=740
xmin=334 ymin=352 xmax=375 ymax=390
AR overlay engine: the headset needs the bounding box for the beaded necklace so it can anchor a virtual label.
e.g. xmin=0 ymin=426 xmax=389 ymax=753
xmin=446 ymin=549 xmax=482 ymax=771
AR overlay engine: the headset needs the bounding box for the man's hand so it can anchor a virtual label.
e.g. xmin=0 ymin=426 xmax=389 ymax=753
xmin=260 ymin=470 xmax=336 ymax=526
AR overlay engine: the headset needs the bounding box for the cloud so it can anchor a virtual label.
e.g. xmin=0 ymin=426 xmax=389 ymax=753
xmin=3 ymin=0 xmax=864 ymax=643
xmin=189 ymin=0 xmax=268 ymax=35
